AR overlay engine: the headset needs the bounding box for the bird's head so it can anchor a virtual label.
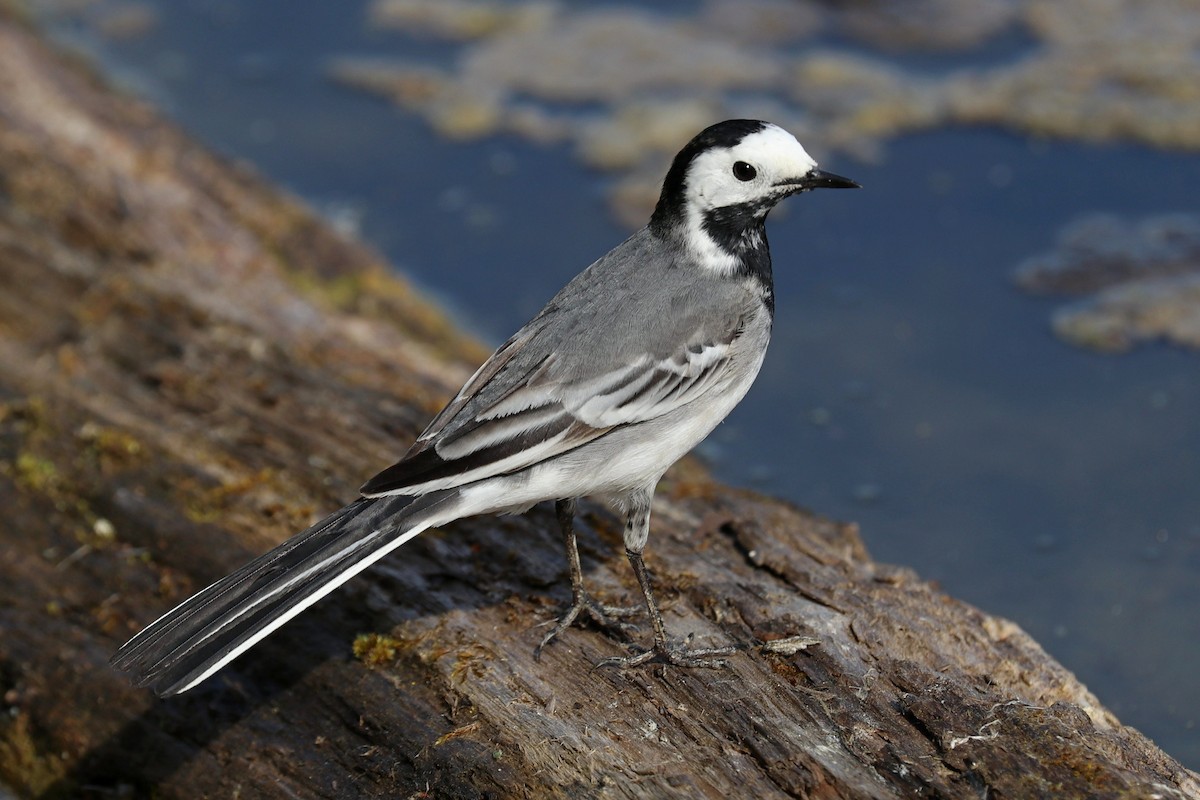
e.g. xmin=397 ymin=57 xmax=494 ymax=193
xmin=650 ymin=120 xmax=858 ymax=275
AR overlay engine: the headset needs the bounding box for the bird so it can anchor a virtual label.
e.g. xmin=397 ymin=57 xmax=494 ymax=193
xmin=111 ymin=119 xmax=859 ymax=697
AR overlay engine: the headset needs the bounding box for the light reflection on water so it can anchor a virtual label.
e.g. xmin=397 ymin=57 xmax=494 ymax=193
xmin=44 ymin=0 xmax=1200 ymax=767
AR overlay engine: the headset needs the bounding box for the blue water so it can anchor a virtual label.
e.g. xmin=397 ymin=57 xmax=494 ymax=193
xmin=45 ymin=0 xmax=1200 ymax=767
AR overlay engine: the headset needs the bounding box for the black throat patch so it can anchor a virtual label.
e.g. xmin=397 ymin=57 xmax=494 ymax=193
xmin=702 ymin=202 xmax=775 ymax=314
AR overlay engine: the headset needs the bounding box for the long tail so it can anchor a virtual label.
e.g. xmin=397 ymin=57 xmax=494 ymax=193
xmin=111 ymin=489 xmax=460 ymax=697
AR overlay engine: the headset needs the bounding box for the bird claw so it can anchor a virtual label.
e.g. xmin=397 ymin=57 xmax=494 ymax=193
xmin=595 ymin=641 xmax=736 ymax=671
xmin=534 ymin=594 xmax=641 ymax=660
xmin=588 ymin=600 xmax=643 ymax=622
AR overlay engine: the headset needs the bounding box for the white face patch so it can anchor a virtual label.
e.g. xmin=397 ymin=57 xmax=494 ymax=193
xmin=686 ymin=124 xmax=818 ymax=213
xmin=679 ymin=124 xmax=819 ymax=274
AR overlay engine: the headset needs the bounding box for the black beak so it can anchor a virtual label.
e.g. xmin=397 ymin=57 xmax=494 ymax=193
xmin=805 ymin=169 xmax=860 ymax=190
xmin=777 ymin=169 xmax=861 ymax=193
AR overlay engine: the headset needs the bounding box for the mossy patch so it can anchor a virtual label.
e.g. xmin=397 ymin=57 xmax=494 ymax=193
xmin=0 ymin=398 xmax=156 ymax=552
xmin=179 ymin=468 xmax=281 ymax=524
xmin=76 ymin=421 xmax=145 ymax=471
xmin=0 ymin=713 xmax=67 ymax=797
xmin=10 ymin=451 xmax=59 ymax=494
xmin=352 ymin=632 xmax=403 ymax=667
xmin=285 ymin=265 xmax=488 ymax=366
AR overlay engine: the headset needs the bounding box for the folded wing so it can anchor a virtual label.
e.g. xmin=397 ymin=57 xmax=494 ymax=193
xmin=360 ymin=331 xmax=738 ymax=497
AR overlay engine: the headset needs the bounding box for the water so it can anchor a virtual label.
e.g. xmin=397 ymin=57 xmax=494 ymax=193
xmin=42 ymin=0 xmax=1200 ymax=767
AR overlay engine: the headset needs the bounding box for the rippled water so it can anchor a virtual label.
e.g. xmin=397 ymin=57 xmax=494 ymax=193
xmin=43 ymin=0 xmax=1200 ymax=767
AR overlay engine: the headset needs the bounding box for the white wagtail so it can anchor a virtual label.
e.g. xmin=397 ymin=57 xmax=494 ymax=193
xmin=112 ymin=119 xmax=858 ymax=696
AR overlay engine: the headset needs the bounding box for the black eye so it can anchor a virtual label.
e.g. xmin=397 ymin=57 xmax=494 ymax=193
xmin=732 ymin=161 xmax=757 ymax=181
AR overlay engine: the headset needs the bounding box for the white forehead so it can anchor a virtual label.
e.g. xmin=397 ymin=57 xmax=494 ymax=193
xmin=685 ymin=123 xmax=817 ymax=208
xmin=732 ymin=124 xmax=817 ymax=175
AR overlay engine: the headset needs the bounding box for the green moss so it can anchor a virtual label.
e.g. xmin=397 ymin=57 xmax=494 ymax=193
xmin=352 ymin=632 xmax=402 ymax=667
xmin=11 ymin=451 xmax=59 ymax=493
xmin=0 ymin=400 xmax=152 ymax=549
xmin=180 ymin=468 xmax=279 ymax=524
xmin=0 ymin=713 xmax=67 ymax=797
xmin=76 ymin=422 xmax=145 ymax=469
xmin=285 ymin=269 xmax=369 ymax=312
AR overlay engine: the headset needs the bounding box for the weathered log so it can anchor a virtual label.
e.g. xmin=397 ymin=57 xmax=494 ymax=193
xmin=0 ymin=11 xmax=1197 ymax=799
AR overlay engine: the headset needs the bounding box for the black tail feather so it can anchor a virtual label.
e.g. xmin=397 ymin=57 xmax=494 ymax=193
xmin=111 ymin=491 xmax=457 ymax=696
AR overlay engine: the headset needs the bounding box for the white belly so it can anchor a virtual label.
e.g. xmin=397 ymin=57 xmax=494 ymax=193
xmin=462 ymin=316 xmax=772 ymax=514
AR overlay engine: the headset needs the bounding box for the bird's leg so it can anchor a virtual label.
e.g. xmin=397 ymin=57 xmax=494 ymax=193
xmin=535 ymin=498 xmax=640 ymax=660
xmin=598 ymin=489 xmax=734 ymax=669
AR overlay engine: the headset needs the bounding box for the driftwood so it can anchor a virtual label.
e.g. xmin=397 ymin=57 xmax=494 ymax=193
xmin=0 ymin=12 xmax=1197 ymax=799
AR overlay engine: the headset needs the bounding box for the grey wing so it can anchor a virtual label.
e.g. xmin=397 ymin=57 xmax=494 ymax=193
xmin=359 ymin=326 xmax=741 ymax=497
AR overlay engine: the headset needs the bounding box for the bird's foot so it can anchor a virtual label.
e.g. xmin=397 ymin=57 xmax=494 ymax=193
xmin=595 ymin=637 xmax=735 ymax=670
xmin=534 ymin=594 xmax=641 ymax=660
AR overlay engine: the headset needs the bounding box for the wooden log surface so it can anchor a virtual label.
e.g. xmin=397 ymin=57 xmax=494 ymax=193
xmin=1 ymin=11 xmax=1197 ymax=799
